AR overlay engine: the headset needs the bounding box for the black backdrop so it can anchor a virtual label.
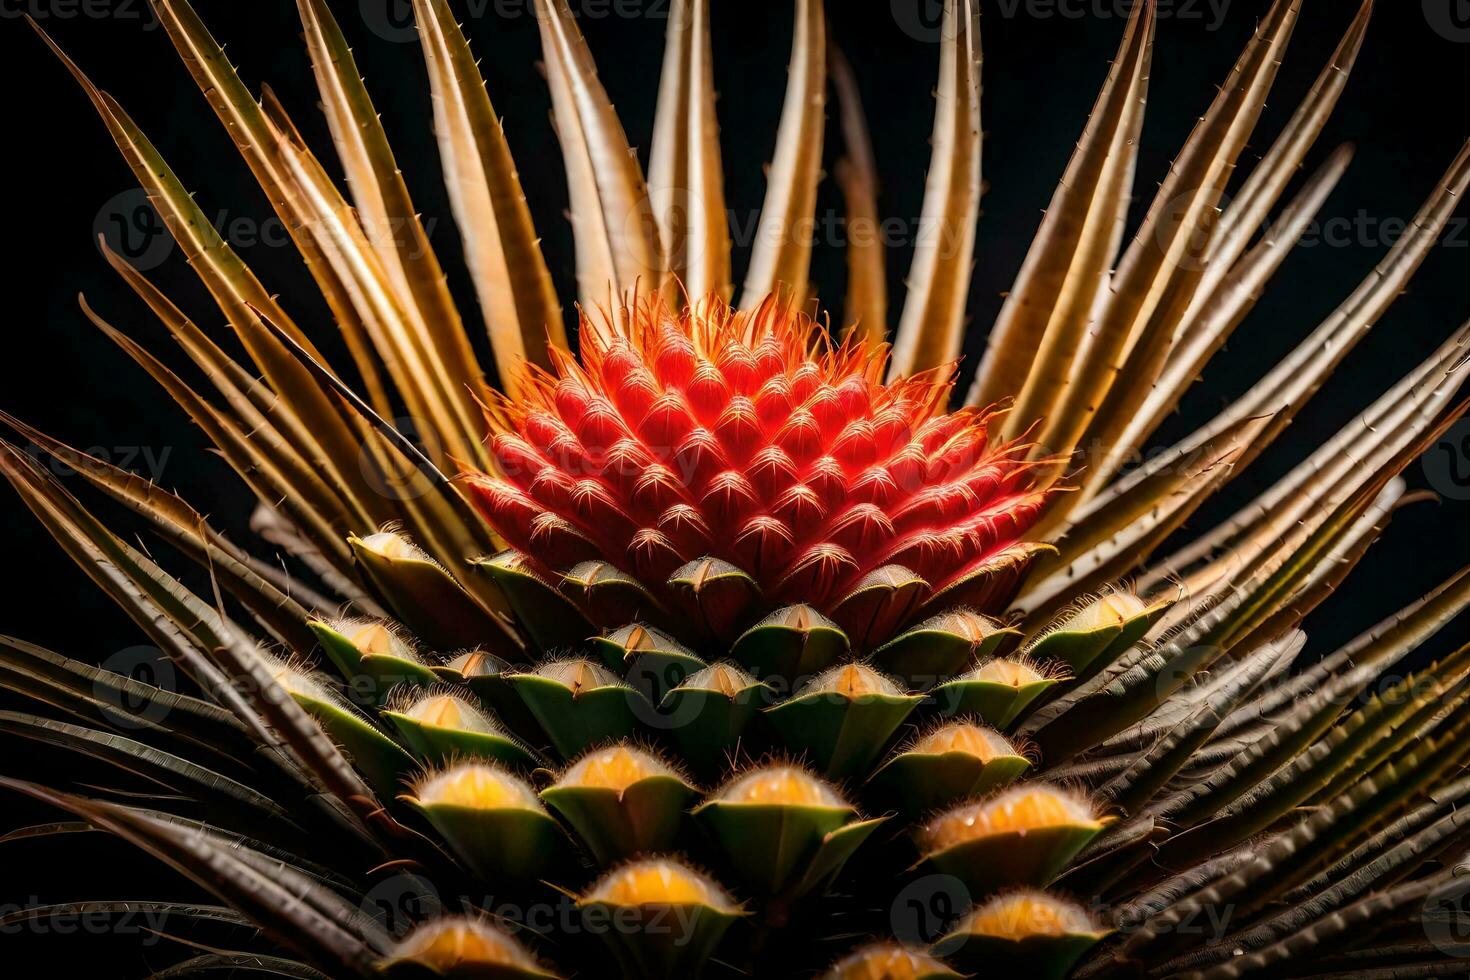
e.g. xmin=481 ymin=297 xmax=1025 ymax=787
xmin=1 ymin=0 xmax=1469 ymax=973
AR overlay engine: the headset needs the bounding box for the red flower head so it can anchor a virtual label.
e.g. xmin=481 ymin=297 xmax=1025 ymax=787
xmin=467 ymin=298 xmax=1049 ymax=645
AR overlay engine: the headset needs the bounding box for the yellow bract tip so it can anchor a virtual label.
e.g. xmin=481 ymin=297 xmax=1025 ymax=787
xmin=337 ymin=619 xmax=416 ymax=660
xmin=964 ymin=657 xmax=1045 ymax=688
xmin=802 ymin=662 xmax=904 ymax=698
xmin=921 ymin=784 xmax=1100 ymax=852
xmin=535 ymin=659 xmax=621 ymax=693
xmin=821 ymin=942 xmax=954 ymax=980
xmin=416 ymin=762 xmax=542 ymax=812
xmin=938 ymin=609 xmax=1008 ymax=644
xmin=911 ymin=721 xmax=1016 ymax=761
xmin=717 ymin=765 xmax=846 ymax=807
xmin=679 ymin=661 xmax=758 ymax=697
xmin=405 ymin=693 xmax=500 ymax=735
xmin=390 ymin=917 xmax=544 ymax=974
xmin=1065 ymin=591 xmax=1148 ymax=633
xmin=958 ymin=889 xmax=1101 ymax=940
xmin=559 ymin=743 xmax=675 ymax=791
xmin=443 ymin=650 xmax=502 ymax=678
xmin=584 ymin=857 xmax=737 ymax=912
xmin=357 ymin=530 xmax=423 ymax=561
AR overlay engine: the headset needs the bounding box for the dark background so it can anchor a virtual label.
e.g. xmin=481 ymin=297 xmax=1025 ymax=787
xmin=1 ymin=0 xmax=1468 ymax=973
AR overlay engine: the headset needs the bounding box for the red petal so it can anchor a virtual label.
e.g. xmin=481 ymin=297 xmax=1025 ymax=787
xmin=747 ymin=446 xmax=799 ymax=501
xmin=847 ymin=465 xmax=901 ymax=508
xmin=639 ymin=391 xmax=696 ymax=453
xmin=598 ymin=340 xmax=642 ymax=390
xmin=825 ymin=503 xmax=896 ymax=561
xmin=789 ymin=362 xmax=822 ymax=404
xmin=714 ymin=396 xmax=763 ymax=463
xmin=574 ymin=397 xmax=628 ymax=454
xmin=465 ymin=478 xmax=541 ymax=548
xmin=775 ymin=542 xmax=858 ymax=608
xmin=718 ymin=342 xmax=760 ymax=394
xmin=611 ymin=366 xmax=660 ymax=423
xmin=732 ymin=514 xmax=795 ymax=577
xmin=599 ymin=438 xmax=654 ymax=500
xmin=752 ymin=335 xmax=788 ymax=381
xmin=775 ymin=408 xmax=822 ymax=464
xmin=654 ymin=330 xmax=697 ymax=388
xmin=686 ymin=361 xmax=731 ymax=423
xmin=489 ymin=433 xmax=544 ymax=489
xmin=805 ymin=385 xmax=846 ymax=439
xmin=753 ymin=377 xmax=795 ymax=435
xmin=554 ymin=376 xmax=593 ymax=424
xmin=806 ymin=456 xmax=849 ymax=511
xmin=568 ymin=479 xmax=637 ymax=542
xmin=892 ymin=483 xmax=981 ymax=535
xmin=672 ymin=428 xmax=730 ymax=490
xmin=657 ymin=503 xmax=713 ymax=556
xmin=528 ymin=467 xmax=576 ymax=511
xmin=701 ymin=470 xmax=760 ymax=529
xmin=528 ymin=513 xmax=602 ymax=569
xmin=628 ymin=528 xmax=686 ymax=582
xmin=770 ymin=483 xmax=827 ymax=531
xmin=870 ymin=407 xmax=914 ymax=460
xmin=831 ymin=419 xmax=878 ymax=470
xmin=631 ymin=463 xmax=689 ymax=514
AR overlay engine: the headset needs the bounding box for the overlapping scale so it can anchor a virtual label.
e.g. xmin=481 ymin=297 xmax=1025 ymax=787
xmin=468 ymin=299 xmax=1045 ymax=616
